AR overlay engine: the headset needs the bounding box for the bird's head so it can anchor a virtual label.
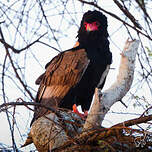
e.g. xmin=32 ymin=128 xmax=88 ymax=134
xmin=77 ymin=10 xmax=109 ymax=46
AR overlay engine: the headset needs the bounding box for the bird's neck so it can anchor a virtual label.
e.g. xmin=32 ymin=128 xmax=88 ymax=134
xmin=78 ymin=37 xmax=107 ymax=51
xmin=77 ymin=34 xmax=111 ymax=64
xmin=78 ymin=32 xmax=107 ymax=49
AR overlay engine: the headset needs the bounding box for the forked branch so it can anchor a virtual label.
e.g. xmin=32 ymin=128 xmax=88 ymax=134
xmin=83 ymin=39 xmax=140 ymax=130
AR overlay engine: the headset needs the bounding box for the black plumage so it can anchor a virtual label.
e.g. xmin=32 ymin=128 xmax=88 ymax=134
xmin=31 ymin=10 xmax=112 ymax=125
xmin=60 ymin=10 xmax=112 ymax=111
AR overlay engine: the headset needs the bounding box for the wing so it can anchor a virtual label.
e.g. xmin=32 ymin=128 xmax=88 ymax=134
xmin=35 ymin=42 xmax=80 ymax=85
xmin=31 ymin=48 xmax=89 ymax=125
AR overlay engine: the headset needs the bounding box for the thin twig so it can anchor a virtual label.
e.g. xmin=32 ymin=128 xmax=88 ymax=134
xmin=113 ymin=0 xmax=142 ymax=29
xmin=0 ymin=101 xmax=60 ymax=117
xmin=0 ymin=27 xmax=34 ymax=100
xmin=0 ymin=32 xmax=47 ymax=54
xmin=78 ymin=0 xmax=152 ymax=40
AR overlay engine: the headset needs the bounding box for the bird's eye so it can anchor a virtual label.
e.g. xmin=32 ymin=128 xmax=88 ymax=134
xmin=84 ymin=22 xmax=87 ymax=28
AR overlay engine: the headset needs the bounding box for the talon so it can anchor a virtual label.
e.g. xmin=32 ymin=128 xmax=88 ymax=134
xmin=72 ymin=104 xmax=88 ymax=119
xmin=72 ymin=104 xmax=79 ymax=113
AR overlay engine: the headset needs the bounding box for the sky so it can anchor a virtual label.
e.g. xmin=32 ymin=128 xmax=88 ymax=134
xmin=0 ymin=0 xmax=152 ymax=151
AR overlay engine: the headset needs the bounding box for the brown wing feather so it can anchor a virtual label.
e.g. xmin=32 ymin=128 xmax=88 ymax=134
xmin=31 ymin=48 xmax=89 ymax=124
xmin=35 ymin=42 xmax=80 ymax=85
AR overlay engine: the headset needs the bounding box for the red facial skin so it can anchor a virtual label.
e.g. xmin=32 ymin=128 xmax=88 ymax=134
xmin=84 ymin=21 xmax=100 ymax=31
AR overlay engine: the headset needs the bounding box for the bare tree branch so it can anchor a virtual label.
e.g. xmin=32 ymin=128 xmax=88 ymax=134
xmin=83 ymin=39 xmax=139 ymax=130
xmin=113 ymin=0 xmax=142 ymax=29
xmin=0 ymin=26 xmax=34 ymax=100
xmin=0 ymin=32 xmax=47 ymax=53
xmin=78 ymin=0 xmax=152 ymax=40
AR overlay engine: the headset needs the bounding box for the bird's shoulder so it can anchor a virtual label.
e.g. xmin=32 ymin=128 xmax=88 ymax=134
xmin=36 ymin=46 xmax=89 ymax=87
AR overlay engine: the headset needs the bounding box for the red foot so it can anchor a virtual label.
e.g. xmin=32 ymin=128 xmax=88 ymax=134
xmin=72 ymin=104 xmax=88 ymax=119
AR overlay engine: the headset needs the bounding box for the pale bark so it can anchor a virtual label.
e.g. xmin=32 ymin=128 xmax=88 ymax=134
xmin=83 ymin=39 xmax=140 ymax=130
xmin=22 ymin=111 xmax=84 ymax=152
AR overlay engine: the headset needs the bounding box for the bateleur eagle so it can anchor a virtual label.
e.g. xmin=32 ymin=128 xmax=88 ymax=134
xmin=31 ymin=10 xmax=112 ymax=125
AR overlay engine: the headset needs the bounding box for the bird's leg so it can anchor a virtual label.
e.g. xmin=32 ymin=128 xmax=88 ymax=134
xmin=72 ymin=104 xmax=83 ymax=117
xmin=72 ymin=104 xmax=87 ymax=119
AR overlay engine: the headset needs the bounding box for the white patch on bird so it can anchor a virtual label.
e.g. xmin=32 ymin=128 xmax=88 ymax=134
xmin=97 ymin=65 xmax=110 ymax=88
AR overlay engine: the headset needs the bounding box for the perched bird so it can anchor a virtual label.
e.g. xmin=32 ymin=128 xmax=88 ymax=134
xmin=31 ymin=10 xmax=112 ymax=125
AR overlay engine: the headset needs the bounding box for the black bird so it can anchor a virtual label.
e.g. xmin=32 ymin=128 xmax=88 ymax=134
xmin=31 ymin=10 xmax=112 ymax=124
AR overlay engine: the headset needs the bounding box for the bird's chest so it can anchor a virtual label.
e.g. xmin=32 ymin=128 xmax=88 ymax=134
xmin=86 ymin=48 xmax=107 ymax=68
